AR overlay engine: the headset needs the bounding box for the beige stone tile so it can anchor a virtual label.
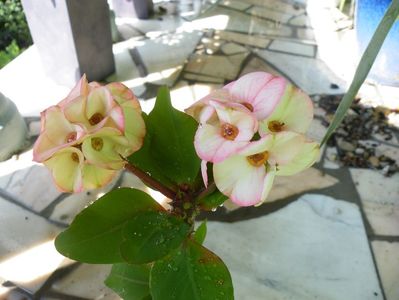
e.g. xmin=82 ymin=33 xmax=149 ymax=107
xmin=244 ymin=0 xmax=305 ymax=16
xmin=240 ymin=56 xmax=284 ymax=77
xmin=185 ymin=53 xmax=248 ymax=80
xmin=215 ymin=30 xmax=270 ymax=48
xmin=183 ymin=73 xmax=225 ymax=83
xmin=372 ymin=241 xmax=399 ymax=300
xmin=350 ymin=169 xmax=399 ymax=235
xmin=221 ymin=42 xmax=248 ymax=55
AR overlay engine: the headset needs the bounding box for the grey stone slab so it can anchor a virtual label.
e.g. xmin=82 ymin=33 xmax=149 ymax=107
xmin=248 ymin=6 xmax=293 ymax=23
xmin=372 ymin=241 xmax=399 ymax=300
xmin=256 ymin=49 xmax=347 ymax=94
xmin=0 ymin=165 xmax=61 ymax=213
xmin=204 ymin=194 xmax=383 ymax=300
xmin=350 ymin=169 xmax=399 ymax=236
xmin=112 ymin=0 xmax=153 ymax=19
xmin=21 ymin=0 xmax=115 ymax=86
xmin=200 ymin=6 xmax=293 ymax=37
xmin=183 ymin=73 xmax=225 ymax=83
xmin=269 ymin=39 xmax=315 ymax=57
xmin=0 ymin=197 xmax=63 ymax=293
xmin=117 ymin=24 xmax=144 ymax=40
xmin=185 ymin=52 xmax=248 ymax=81
xmin=219 ymin=0 xmax=252 ymax=11
xmin=215 ymin=30 xmax=270 ymax=48
xmin=51 ymin=264 xmax=118 ymax=300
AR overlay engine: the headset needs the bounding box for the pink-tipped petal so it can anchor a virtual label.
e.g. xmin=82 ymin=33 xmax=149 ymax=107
xmin=276 ymin=141 xmax=320 ymax=176
xmin=269 ymin=132 xmax=304 ymax=165
xmin=214 ymin=154 xmax=266 ymax=207
xmin=82 ymin=164 xmax=117 ymax=190
xmin=252 ymin=77 xmax=289 ymax=120
xmin=107 ymin=82 xmax=141 ymax=111
xmin=226 ymin=72 xmax=274 ymax=105
xmin=58 ymin=75 xmax=89 ymax=107
xmin=86 ymin=87 xmax=114 ymax=120
xmin=194 ymin=124 xmax=225 ymax=162
xmin=43 ymin=148 xmax=84 ymax=193
xmin=201 ymin=160 xmax=208 ymax=187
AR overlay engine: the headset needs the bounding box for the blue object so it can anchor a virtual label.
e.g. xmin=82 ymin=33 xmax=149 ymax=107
xmin=355 ymin=0 xmax=399 ymax=86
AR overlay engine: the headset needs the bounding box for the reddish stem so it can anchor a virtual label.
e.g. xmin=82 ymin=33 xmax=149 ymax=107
xmin=124 ymin=163 xmax=176 ymax=200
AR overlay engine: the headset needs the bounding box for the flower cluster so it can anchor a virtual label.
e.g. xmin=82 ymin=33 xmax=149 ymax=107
xmin=33 ymin=75 xmax=145 ymax=192
xmin=186 ymin=72 xmax=319 ymax=207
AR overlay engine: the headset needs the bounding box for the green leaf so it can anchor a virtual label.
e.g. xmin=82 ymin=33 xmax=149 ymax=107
xmin=198 ymin=188 xmax=228 ymax=211
xmin=131 ymin=86 xmax=200 ymax=186
xmin=128 ymin=114 xmax=176 ymax=190
xmin=193 ymin=220 xmax=207 ymax=245
xmin=120 ymin=211 xmax=190 ymax=264
xmin=55 ymin=188 xmax=163 ymax=263
xmin=105 ymin=263 xmax=151 ymax=300
xmin=150 ymin=239 xmax=234 ymax=300
xmin=321 ymin=0 xmax=399 ymax=146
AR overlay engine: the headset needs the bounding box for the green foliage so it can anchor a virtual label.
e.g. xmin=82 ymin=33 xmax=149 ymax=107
xmin=128 ymin=87 xmax=200 ymax=187
xmin=193 ymin=220 xmax=207 ymax=245
xmin=150 ymin=239 xmax=234 ymax=300
xmin=0 ymin=40 xmax=21 ymax=68
xmin=55 ymin=188 xmax=163 ymax=263
xmin=105 ymin=263 xmax=151 ymax=300
xmin=120 ymin=211 xmax=190 ymax=264
xmin=321 ymin=0 xmax=399 ymax=146
xmin=0 ymin=0 xmax=32 ymax=50
xmin=198 ymin=188 xmax=228 ymax=211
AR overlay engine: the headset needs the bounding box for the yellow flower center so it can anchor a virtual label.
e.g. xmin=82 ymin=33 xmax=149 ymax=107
xmin=221 ymin=123 xmax=239 ymax=140
xmin=89 ymin=113 xmax=104 ymax=125
xmin=91 ymin=137 xmax=104 ymax=151
xmin=268 ymin=120 xmax=285 ymax=132
xmin=247 ymin=151 xmax=269 ymax=167
xmin=66 ymin=132 xmax=77 ymax=143
xmin=71 ymin=152 xmax=80 ymax=162
xmin=242 ymin=102 xmax=254 ymax=112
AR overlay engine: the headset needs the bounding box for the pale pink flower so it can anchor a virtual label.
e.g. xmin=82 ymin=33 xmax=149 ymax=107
xmin=186 ymin=72 xmax=290 ymax=121
xmin=213 ymin=132 xmax=319 ymax=206
xmin=194 ymin=101 xmax=257 ymax=163
xmin=33 ymin=76 xmax=146 ymax=192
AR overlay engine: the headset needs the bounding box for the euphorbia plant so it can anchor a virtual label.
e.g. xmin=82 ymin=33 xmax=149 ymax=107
xmin=33 ymin=72 xmax=319 ymax=299
xmin=32 ymin=1 xmax=399 ymax=297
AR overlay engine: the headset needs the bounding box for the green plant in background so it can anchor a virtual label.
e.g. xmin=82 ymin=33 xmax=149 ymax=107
xmin=0 ymin=0 xmax=32 ymax=67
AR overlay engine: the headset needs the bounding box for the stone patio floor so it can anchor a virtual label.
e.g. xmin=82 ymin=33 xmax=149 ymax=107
xmin=0 ymin=0 xmax=398 ymax=299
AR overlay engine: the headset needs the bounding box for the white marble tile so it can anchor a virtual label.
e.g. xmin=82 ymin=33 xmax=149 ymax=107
xmin=350 ymin=169 xmax=399 ymax=236
xmin=0 ymin=165 xmax=61 ymax=213
xmin=297 ymin=28 xmax=316 ymax=41
xmin=0 ymin=197 xmax=63 ymax=293
xmin=201 ymin=7 xmax=293 ymax=37
xmin=205 ymin=194 xmax=383 ymax=300
xmin=135 ymin=31 xmax=203 ymax=86
xmin=219 ymin=0 xmax=252 ymax=11
xmin=215 ymin=30 xmax=270 ymax=48
xmin=269 ymin=39 xmax=315 ymax=57
xmin=248 ymin=6 xmax=293 ymax=23
xmin=372 ymin=241 xmax=399 ymax=300
xmin=185 ymin=52 xmax=248 ymax=81
xmin=52 ymin=264 xmax=118 ymax=300
xmin=256 ymin=49 xmax=347 ymax=94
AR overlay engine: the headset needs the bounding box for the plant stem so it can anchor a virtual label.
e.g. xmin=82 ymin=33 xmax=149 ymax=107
xmin=196 ymin=182 xmax=216 ymax=200
xmin=124 ymin=163 xmax=176 ymax=200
